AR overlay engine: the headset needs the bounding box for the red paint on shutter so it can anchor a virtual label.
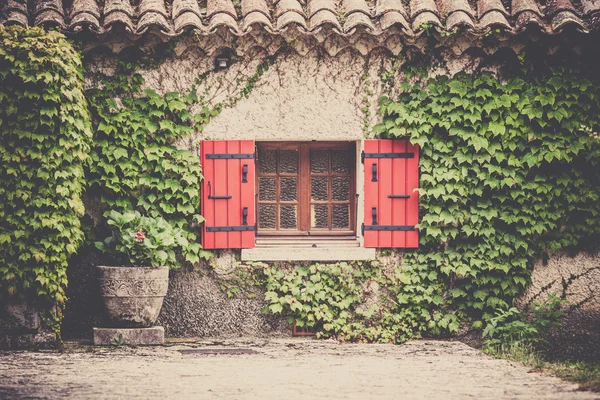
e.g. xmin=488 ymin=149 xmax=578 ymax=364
xmin=363 ymin=139 xmax=419 ymax=248
xmin=200 ymin=140 xmax=256 ymax=249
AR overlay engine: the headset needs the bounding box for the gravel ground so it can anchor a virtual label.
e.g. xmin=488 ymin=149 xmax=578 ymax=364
xmin=0 ymin=338 xmax=598 ymax=400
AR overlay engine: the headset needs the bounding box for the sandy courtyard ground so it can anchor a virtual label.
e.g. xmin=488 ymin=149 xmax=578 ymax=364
xmin=0 ymin=338 xmax=598 ymax=400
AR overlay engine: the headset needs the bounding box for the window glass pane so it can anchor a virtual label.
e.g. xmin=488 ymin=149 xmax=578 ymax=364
xmin=332 ymin=204 xmax=350 ymax=229
xmin=280 ymin=205 xmax=297 ymax=229
xmin=280 ymin=150 xmax=298 ymax=174
xmin=311 ymin=204 xmax=329 ymax=229
xmin=258 ymin=148 xmax=276 ymax=174
xmin=280 ymin=177 xmax=297 ymax=201
xmin=332 ymin=150 xmax=350 ymax=173
xmin=259 ymin=177 xmax=276 ymax=201
xmin=259 ymin=204 xmax=276 ymax=229
xmin=332 ymin=177 xmax=350 ymax=201
xmin=310 ymin=149 xmax=329 ymax=173
xmin=311 ymin=177 xmax=328 ymax=201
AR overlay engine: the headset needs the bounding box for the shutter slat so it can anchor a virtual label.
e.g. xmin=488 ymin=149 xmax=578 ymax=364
xmin=214 ymin=141 xmax=229 ymax=248
xmin=200 ymin=140 xmax=256 ymax=249
xmin=363 ymin=139 xmax=419 ymax=248
xmin=378 ymin=139 xmax=393 ymax=247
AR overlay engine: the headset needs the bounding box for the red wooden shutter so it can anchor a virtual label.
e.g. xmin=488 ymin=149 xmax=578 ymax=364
xmin=200 ymin=140 xmax=255 ymax=249
xmin=363 ymin=139 xmax=419 ymax=248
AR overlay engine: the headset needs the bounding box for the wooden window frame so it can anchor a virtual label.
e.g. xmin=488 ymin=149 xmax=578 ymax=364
xmin=256 ymin=141 xmax=356 ymax=237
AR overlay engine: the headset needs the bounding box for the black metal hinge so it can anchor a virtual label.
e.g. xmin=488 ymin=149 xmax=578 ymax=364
xmin=361 ymin=151 xmax=414 ymax=163
xmin=206 ymin=226 xmax=256 ymax=232
xmin=363 ymin=225 xmax=416 ymax=232
xmin=206 ymin=153 xmax=254 ymax=159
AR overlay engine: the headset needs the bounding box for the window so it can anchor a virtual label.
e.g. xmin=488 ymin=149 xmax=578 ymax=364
xmin=256 ymin=142 xmax=356 ymax=236
xmin=200 ymin=139 xmax=419 ymax=251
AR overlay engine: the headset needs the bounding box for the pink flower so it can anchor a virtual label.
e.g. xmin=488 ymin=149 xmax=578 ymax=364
xmin=134 ymin=230 xmax=146 ymax=242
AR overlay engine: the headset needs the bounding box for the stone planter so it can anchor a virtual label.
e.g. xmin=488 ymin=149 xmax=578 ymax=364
xmin=96 ymin=266 xmax=169 ymax=328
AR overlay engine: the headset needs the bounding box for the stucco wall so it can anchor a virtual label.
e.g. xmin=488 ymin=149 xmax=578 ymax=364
xmin=516 ymin=252 xmax=600 ymax=362
xmin=68 ymin=37 xmax=600 ymax=359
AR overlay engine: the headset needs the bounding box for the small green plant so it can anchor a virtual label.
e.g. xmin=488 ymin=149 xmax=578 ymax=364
xmin=95 ymin=210 xmax=188 ymax=268
xmin=483 ymin=307 xmax=541 ymax=350
xmin=482 ymin=294 xmax=566 ymax=352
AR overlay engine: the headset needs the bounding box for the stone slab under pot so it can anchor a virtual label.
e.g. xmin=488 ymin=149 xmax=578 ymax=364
xmin=94 ymin=265 xmax=169 ymax=345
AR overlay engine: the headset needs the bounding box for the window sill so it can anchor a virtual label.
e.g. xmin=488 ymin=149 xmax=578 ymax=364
xmin=241 ymin=247 xmax=376 ymax=261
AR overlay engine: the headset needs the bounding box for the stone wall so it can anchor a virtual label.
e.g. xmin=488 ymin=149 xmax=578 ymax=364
xmin=62 ymin=248 xmax=288 ymax=339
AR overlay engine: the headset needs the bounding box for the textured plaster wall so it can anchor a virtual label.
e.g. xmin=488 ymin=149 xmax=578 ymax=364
xmin=71 ymin=40 xmax=600 ymax=358
xmin=516 ymin=252 xmax=600 ymax=361
xmin=137 ymin=47 xmax=390 ymax=141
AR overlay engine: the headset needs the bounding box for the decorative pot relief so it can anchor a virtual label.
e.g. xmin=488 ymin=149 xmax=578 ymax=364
xmin=99 ymin=278 xmax=169 ymax=297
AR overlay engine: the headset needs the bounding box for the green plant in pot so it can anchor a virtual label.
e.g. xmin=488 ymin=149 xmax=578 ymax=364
xmin=95 ymin=210 xmax=188 ymax=328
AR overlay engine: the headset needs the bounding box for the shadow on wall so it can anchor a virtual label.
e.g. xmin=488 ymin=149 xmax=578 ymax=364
xmin=62 ymin=249 xmax=288 ymax=339
xmin=517 ymin=252 xmax=600 ymax=362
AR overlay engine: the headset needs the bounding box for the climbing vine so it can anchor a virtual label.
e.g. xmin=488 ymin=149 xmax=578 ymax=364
xmin=263 ymin=258 xmax=450 ymax=343
xmin=376 ymin=65 xmax=600 ymax=329
xmin=0 ymin=26 xmax=91 ymax=315
xmin=262 ymin=60 xmax=600 ymax=343
xmin=85 ymin=40 xmax=289 ymax=266
xmin=85 ymin=52 xmax=213 ymax=265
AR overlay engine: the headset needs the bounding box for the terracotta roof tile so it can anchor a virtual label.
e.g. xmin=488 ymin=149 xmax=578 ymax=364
xmin=478 ymin=0 xmax=508 ymax=18
xmin=344 ymin=11 xmax=375 ymax=32
xmin=309 ymin=9 xmax=342 ymax=31
xmin=208 ymin=12 xmax=239 ymax=32
xmin=3 ymin=0 xmax=600 ymax=39
xmin=511 ymin=0 xmax=543 ymax=18
xmin=412 ymin=10 xmax=442 ymax=29
xmin=207 ymin=0 xmax=238 ymax=19
xmin=343 ymin=0 xmax=372 ymax=16
xmin=173 ymin=11 xmax=206 ymax=33
xmin=274 ymin=0 xmax=305 ymax=17
xmin=69 ymin=0 xmax=101 ymax=32
xmin=34 ymin=0 xmax=65 ymax=27
xmin=242 ymin=11 xmax=274 ymax=31
xmin=411 ymin=0 xmax=440 ymax=18
xmin=376 ymin=0 xmax=408 ymax=18
xmin=276 ymin=9 xmax=308 ymax=29
xmin=104 ymin=0 xmax=135 ymax=18
xmin=478 ymin=9 xmax=511 ymax=28
xmin=2 ymin=0 xmax=29 ymax=26
xmin=243 ymin=0 xmax=271 ymax=18
xmin=437 ymin=0 xmax=474 ymax=19
xmin=307 ymin=0 xmax=337 ymax=18
xmin=103 ymin=10 xmax=136 ymax=33
xmin=379 ymin=10 xmax=412 ymax=30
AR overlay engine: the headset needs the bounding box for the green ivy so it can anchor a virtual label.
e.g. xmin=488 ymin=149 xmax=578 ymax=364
xmin=263 ymin=260 xmax=457 ymax=343
xmin=375 ymin=66 xmax=600 ymax=327
xmin=85 ymin=54 xmax=215 ymax=265
xmin=262 ymin=65 xmax=600 ymax=343
xmin=0 ymin=26 xmax=91 ymax=311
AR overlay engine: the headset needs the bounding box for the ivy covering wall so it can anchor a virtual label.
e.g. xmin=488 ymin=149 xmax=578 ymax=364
xmin=85 ymin=50 xmax=213 ymax=266
xmin=264 ymin=61 xmax=600 ymax=342
xmin=2 ymin=25 xmax=600 ymax=345
xmin=0 ymin=26 xmax=91 ymax=315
